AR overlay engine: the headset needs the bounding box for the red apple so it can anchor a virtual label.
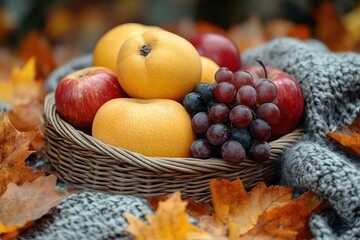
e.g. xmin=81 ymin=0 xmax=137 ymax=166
xmin=242 ymin=65 xmax=304 ymax=140
xmin=55 ymin=66 xmax=127 ymax=132
xmin=189 ymin=32 xmax=241 ymax=72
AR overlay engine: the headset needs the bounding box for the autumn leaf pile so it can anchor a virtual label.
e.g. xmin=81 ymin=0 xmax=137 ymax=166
xmin=125 ymin=179 xmax=325 ymax=240
xmin=0 ymin=111 xmax=71 ymax=239
xmin=0 ymin=33 xmax=71 ymax=239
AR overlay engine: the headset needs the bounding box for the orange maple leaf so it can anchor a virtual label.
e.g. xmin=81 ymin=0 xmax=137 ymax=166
xmin=19 ymin=31 xmax=58 ymax=80
xmin=8 ymin=100 xmax=45 ymax=151
xmin=126 ymin=179 xmax=324 ymax=240
xmin=0 ymin=57 xmax=44 ymax=107
xmin=0 ymin=111 xmax=45 ymax=195
xmin=0 ymin=57 xmax=46 ymax=149
xmin=327 ymin=114 xmax=360 ymax=156
xmin=210 ymin=179 xmax=295 ymax=238
xmin=147 ymin=195 xmax=211 ymax=220
xmin=0 ymin=175 xmax=71 ymax=238
xmin=210 ymin=179 xmax=323 ymax=239
xmin=313 ymin=0 xmax=356 ymax=51
xmin=239 ymin=201 xmax=309 ymax=240
xmin=125 ymin=192 xmax=210 ymax=240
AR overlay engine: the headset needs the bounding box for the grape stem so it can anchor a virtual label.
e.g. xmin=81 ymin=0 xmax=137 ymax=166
xmin=256 ymin=59 xmax=268 ymax=79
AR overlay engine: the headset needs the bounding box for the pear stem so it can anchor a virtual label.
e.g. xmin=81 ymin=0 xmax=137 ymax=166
xmin=140 ymin=45 xmax=151 ymax=57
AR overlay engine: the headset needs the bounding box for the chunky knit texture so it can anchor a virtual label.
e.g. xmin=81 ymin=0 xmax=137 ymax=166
xmin=19 ymin=191 xmax=152 ymax=240
xmin=242 ymin=38 xmax=360 ymax=239
xmin=17 ymin=38 xmax=360 ymax=239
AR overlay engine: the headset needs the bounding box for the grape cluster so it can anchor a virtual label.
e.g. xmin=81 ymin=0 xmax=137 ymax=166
xmin=183 ymin=67 xmax=280 ymax=164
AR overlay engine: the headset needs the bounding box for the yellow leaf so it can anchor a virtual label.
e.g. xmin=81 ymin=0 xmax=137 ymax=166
xmin=125 ymin=191 xmax=209 ymax=240
xmin=187 ymin=216 xmax=228 ymax=240
xmin=342 ymin=5 xmax=360 ymax=41
xmin=147 ymin=195 xmax=211 ymax=220
xmin=0 ymin=57 xmax=42 ymax=106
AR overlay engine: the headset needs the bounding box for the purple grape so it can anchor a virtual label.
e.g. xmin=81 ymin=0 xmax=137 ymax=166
xmin=230 ymin=127 xmax=251 ymax=149
xmin=215 ymin=67 xmax=233 ymax=83
xmin=221 ymin=140 xmax=246 ymax=164
xmin=206 ymin=123 xmax=229 ymax=146
xmin=208 ymin=103 xmax=229 ymax=123
xmin=214 ymin=82 xmax=237 ymax=104
xmin=192 ymin=112 xmax=211 ymax=134
xmin=255 ymin=78 xmax=278 ymax=104
xmin=183 ymin=92 xmax=207 ymax=116
xmin=248 ymin=141 xmax=271 ymax=162
xmin=248 ymin=119 xmax=271 ymax=141
xmin=231 ymin=70 xmax=254 ymax=89
xmin=256 ymin=102 xmax=280 ymax=124
xmin=229 ymin=105 xmax=253 ymax=128
xmin=191 ymin=139 xmax=212 ymax=158
xmin=236 ymin=85 xmax=257 ymax=107
xmin=193 ymin=82 xmax=215 ymax=103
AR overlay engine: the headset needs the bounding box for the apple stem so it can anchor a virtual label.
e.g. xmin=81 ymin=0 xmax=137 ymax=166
xmin=140 ymin=45 xmax=152 ymax=57
xmin=256 ymin=59 xmax=268 ymax=79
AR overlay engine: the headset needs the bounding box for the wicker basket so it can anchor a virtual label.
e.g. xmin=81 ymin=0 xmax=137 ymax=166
xmin=44 ymin=92 xmax=303 ymax=202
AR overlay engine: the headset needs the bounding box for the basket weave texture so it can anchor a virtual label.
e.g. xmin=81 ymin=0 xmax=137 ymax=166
xmin=44 ymin=92 xmax=303 ymax=202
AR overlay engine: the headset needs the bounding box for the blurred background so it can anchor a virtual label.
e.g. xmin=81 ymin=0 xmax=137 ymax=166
xmin=0 ymin=0 xmax=360 ymax=79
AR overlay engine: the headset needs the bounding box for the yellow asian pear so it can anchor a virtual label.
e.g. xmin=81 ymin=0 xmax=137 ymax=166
xmin=92 ymin=98 xmax=195 ymax=158
xmin=200 ymin=56 xmax=219 ymax=83
xmin=116 ymin=29 xmax=202 ymax=102
xmin=93 ymin=23 xmax=160 ymax=73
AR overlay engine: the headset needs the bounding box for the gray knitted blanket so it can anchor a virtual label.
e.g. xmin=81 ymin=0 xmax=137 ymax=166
xmin=18 ymin=38 xmax=360 ymax=239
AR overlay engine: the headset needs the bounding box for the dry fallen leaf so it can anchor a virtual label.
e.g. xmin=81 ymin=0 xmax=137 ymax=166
xmin=0 ymin=57 xmax=47 ymax=149
xmin=19 ymin=31 xmax=58 ymax=80
xmin=0 ymin=57 xmax=43 ymax=107
xmin=264 ymin=19 xmax=311 ymax=40
xmin=342 ymin=5 xmax=360 ymax=42
xmin=239 ymin=201 xmax=308 ymax=240
xmin=210 ymin=179 xmax=295 ymax=238
xmin=0 ymin=49 xmax=23 ymax=80
xmin=237 ymin=191 xmax=322 ymax=240
xmin=313 ymin=0 xmax=356 ymax=51
xmin=126 ymin=192 xmax=209 ymax=240
xmin=147 ymin=195 xmax=211 ymax=220
xmin=327 ymin=114 xmax=360 ymax=156
xmin=8 ymin=100 xmax=45 ymax=151
xmin=0 ymin=111 xmax=45 ymax=195
xmin=126 ymin=179 xmax=325 ymax=240
xmin=0 ymin=175 xmax=71 ymax=237
xmin=212 ymin=179 xmax=324 ymax=240
xmin=228 ymin=14 xmax=266 ymax=52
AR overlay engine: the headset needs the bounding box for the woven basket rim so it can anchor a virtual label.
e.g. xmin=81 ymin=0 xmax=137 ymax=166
xmin=44 ymin=91 xmax=304 ymax=174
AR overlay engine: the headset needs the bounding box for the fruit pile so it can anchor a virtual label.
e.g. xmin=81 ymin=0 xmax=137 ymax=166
xmin=183 ymin=65 xmax=283 ymax=164
xmin=53 ymin=22 xmax=304 ymax=161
